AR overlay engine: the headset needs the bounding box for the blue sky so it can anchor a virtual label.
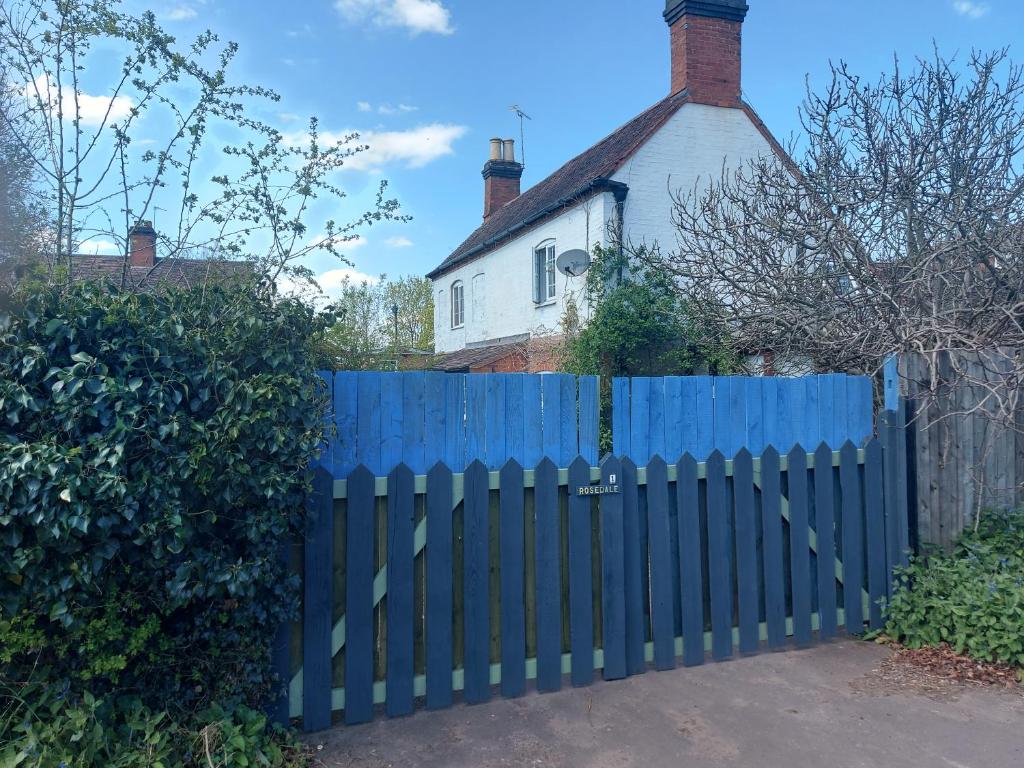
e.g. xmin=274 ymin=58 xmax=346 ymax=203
xmin=114 ymin=0 xmax=1021 ymax=292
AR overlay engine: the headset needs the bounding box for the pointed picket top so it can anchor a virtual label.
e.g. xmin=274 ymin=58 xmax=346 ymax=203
xmin=761 ymin=445 xmax=780 ymax=464
xmin=864 ymin=437 xmax=882 ymax=461
xmin=569 ymin=454 xmax=591 ymax=475
xmin=677 ymin=451 xmax=697 ymax=467
xmin=387 ymin=462 xmax=415 ymax=482
xmin=647 ymin=453 xmax=668 ymax=473
xmin=620 ymin=455 xmax=638 ymax=473
xmin=815 ymin=441 xmax=833 ymax=456
xmin=500 ymin=457 xmax=524 ymax=476
xmin=600 ymin=451 xmax=616 ymax=466
xmin=814 ymin=441 xmax=834 ymax=467
xmin=427 ymin=460 xmax=452 ymax=483
xmin=535 ymin=456 xmax=558 ymax=476
xmin=787 ymin=443 xmax=807 ymax=460
xmin=840 ymin=440 xmax=859 ymax=463
xmin=706 ymin=449 xmax=726 ymax=468
xmin=600 ymin=453 xmax=622 ymax=476
xmin=466 ymin=458 xmax=488 ymax=475
xmin=733 ymin=447 xmax=752 ymax=465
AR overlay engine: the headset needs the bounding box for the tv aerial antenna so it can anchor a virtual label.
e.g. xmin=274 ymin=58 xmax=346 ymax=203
xmin=509 ymin=104 xmax=531 ymax=168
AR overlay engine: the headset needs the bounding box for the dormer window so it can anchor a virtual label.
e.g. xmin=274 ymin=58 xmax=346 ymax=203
xmin=533 ymin=240 xmax=556 ymax=304
xmin=450 ymin=280 xmax=465 ymax=328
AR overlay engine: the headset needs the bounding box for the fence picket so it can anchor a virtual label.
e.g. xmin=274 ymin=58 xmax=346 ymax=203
xmin=424 ymin=373 xmax=445 ymax=472
xmin=425 ymin=463 xmax=454 ymax=710
xmin=443 ymin=375 xmax=465 ymax=470
xmin=788 ymin=445 xmax=813 ymax=646
xmin=401 ymin=374 xmax=426 ymax=474
xmin=334 ymin=372 xmax=358 ymax=476
xmin=813 ymin=442 xmax=838 ymax=639
xmin=733 ymin=449 xmax=759 ymax=654
xmin=677 ymin=453 xmax=705 ymax=666
xmin=649 ymin=380 xmax=667 ymax=462
xmin=760 ymin=447 xmax=786 ymax=648
xmin=612 ymin=379 xmax=630 ymax=458
xmin=579 ymin=377 xmax=600 ymax=465
xmin=504 ymin=376 xmax=525 ymax=466
xmin=630 ymin=378 xmax=650 ymax=464
xmin=560 ymin=377 xmax=578 ymax=467
xmin=463 ymin=460 xmax=491 ymax=704
xmin=695 ymin=377 xmax=714 ymax=460
xmin=621 ymin=457 xmax=646 ymax=676
xmin=380 ymin=374 xmax=403 ymax=472
xmin=303 ymin=467 xmax=334 ymax=732
xmin=600 ymin=455 xmax=627 ymax=680
xmin=664 ymin=377 xmax=683 ymax=464
xmin=706 ymin=450 xmax=733 ymax=660
xmin=840 ymin=441 xmax=865 ymax=633
xmin=647 ymin=456 xmax=675 ymax=670
xmin=568 ymin=456 xmax=594 ymax=686
xmin=485 ymin=375 xmax=507 ymax=468
xmin=386 ymin=464 xmax=415 ymax=717
xmin=524 ymin=376 xmax=543 ymax=468
xmin=499 ymin=460 xmax=526 ymax=698
xmin=534 ymin=458 xmax=562 ymax=692
xmin=864 ymin=439 xmax=887 ymax=629
xmin=356 ymin=373 xmax=382 ymax=474
xmin=542 ymin=375 xmax=561 ymax=464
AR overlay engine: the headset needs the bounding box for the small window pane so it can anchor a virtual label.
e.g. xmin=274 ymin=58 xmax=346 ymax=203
xmin=451 ymin=282 xmax=464 ymax=328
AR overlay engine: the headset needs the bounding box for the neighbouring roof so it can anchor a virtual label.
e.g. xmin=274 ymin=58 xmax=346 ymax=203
xmin=432 ymin=339 xmax=527 ymax=372
xmin=428 ymin=90 xmax=692 ymax=280
xmin=71 ymin=256 xmax=252 ymax=291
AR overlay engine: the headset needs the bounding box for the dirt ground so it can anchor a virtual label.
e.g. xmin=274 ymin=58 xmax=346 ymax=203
xmin=308 ymin=640 xmax=1024 ymax=768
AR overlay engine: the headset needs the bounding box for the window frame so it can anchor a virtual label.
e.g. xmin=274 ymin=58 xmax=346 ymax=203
xmin=450 ymin=280 xmax=464 ymax=329
xmin=533 ymin=239 xmax=557 ymax=304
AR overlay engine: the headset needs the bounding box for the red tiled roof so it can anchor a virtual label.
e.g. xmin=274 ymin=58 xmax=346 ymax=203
xmin=71 ymin=256 xmax=252 ymax=291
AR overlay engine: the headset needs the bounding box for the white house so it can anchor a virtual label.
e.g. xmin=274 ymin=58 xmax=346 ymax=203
xmin=428 ymin=0 xmax=788 ymax=372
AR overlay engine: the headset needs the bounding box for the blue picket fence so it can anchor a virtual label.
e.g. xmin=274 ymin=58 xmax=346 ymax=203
xmin=318 ymin=371 xmax=600 ymax=475
xmin=612 ymin=374 xmax=874 ymax=464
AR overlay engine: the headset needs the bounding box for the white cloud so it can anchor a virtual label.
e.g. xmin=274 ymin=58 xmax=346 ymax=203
xmin=162 ymin=5 xmax=198 ymax=21
xmin=276 ymin=267 xmax=381 ymax=305
xmin=385 ymin=236 xmax=414 ymax=247
xmin=358 ymin=101 xmax=419 ymax=115
xmin=952 ymin=1 xmax=989 ymax=18
xmin=334 ymin=0 xmax=454 ymax=35
xmin=284 ymin=122 xmax=466 ymax=172
xmin=357 ymin=101 xmax=373 ymax=112
xmin=23 ymin=74 xmax=133 ymax=127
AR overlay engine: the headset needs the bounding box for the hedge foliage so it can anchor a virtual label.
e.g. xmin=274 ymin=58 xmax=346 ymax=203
xmin=884 ymin=510 xmax=1024 ymax=669
xmin=0 ymin=282 xmax=331 ymax=717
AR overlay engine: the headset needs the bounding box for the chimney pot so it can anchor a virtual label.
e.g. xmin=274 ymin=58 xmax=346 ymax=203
xmin=489 ymin=138 xmax=503 ymax=161
xmin=502 ymin=139 xmax=516 ymax=162
xmin=129 ymin=220 xmax=157 ymax=267
xmin=481 ymin=140 xmax=523 ymax=220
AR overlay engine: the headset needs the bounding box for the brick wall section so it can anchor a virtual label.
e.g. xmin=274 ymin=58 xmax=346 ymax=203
xmin=670 ymin=14 xmax=742 ymax=106
xmin=483 ymin=160 xmax=523 ymax=220
xmin=129 ymin=222 xmax=156 ymax=267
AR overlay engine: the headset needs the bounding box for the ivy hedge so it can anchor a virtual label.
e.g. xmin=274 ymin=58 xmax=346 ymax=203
xmin=0 ymin=282 xmax=331 ymax=764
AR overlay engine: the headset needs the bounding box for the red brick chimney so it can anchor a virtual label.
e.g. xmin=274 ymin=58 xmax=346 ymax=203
xmin=129 ymin=220 xmax=157 ymax=267
xmin=665 ymin=0 xmax=748 ymax=106
xmin=482 ymin=138 xmax=523 ymax=220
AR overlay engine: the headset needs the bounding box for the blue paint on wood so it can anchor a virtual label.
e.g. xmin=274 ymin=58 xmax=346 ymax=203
xmin=344 ymin=466 xmax=376 ymax=725
xmin=813 ymin=443 xmax=839 ymax=639
xmin=611 ymin=378 xmax=630 ymax=456
xmin=533 ymin=458 xmax=562 ymax=692
xmin=541 ymin=375 xmax=562 ymax=463
xmin=863 ymin=439 xmax=887 ymax=629
xmin=761 ymin=377 xmax=780 ymax=454
xmin=504 ymin=375 xmax=526 ymax=466
xmin=706 ymin=450 xmax=733 ymax=660
xmin=303 ymin=467 xmax=334 ymax=732
xmin=560 ymin=376 xmax=579 ymax=467
xmin=646 ymin=456 xmax=676 ymax=670
xmin=485 ymin=375 xmax=507 ymax=468
xmin=401 ymin=373 xmax=426 ymax=474
xmin=463 ymin=460 xmax=491 ymax=704
xmin=733 ymin=448 xmax=759 ymax=654
xmin=648 ymin=379 xmax=667 ymax=462
xmin=746 ymin=381 xmax=765 ymax=456
xmin=380 ymin=373 xmax=403 ymax=473
xmin=600 ymin=455 xmax=627 ymax=680
xmin=356 ymin=372 xmax=382 ymax=475
xmin=852 ymin=376 xmax=874 ymax=446
xmin=760 ymin=447 xmax=787 ymax=648
xmin=677 ymin=453 xmax=705 ymax=666
xmin=423 ymin=373 xmax=446 ymax=474
xmin=817 ymin=376 xmax=834 ymax=451
xmin=802 ymin=378 xmax=820 ymax=450
xmin=444 ymin=375 xmax=465 ymax=470
xmin=465 ymin=376 xmax=487 ymax=466
xmin=727 ymin=378 xmax=747 ymax=458
xmin=840 ymin=441 xmax=866 ymax=633
xmin=630 ymin=378 xmax=651 ymax=465
xmin=620 ymin=457 xmax=646 ymax=676
xmin=788 ymin=445 xmax=813 ymax=646
xmin=499 ymin=459 xmax=526 ymax=698
xmin=695 ymin=377 xmax=714 ymax=460
xmin=578 ymin=376 xmax=600 ymax=465
xmin=386 ymin=464 xmax=415 ymax=717
xmin=334 ymin=372 xmax=358 ymax=477
xmin=712 ymin=380 xmax=731 ymax=461
xmin=568 ymin=456 xmax=594 ymax=686
xmin=523 ymin=375 xmax=543 ymax=468
xmin=776 ymin=377 xmax=795 ymax=455
xmin=425 ymin=462 xmax=454 ymax=710
xmin=674 ymin=377 xmax=694 ymax=463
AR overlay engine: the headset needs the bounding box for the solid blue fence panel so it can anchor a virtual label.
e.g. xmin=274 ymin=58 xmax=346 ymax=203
xmin=401 ymin=373 xmax=426 ymax=474
xmin=648 ymin=379 xmax=667 ymax=462
xmin=356 ymin=372 xmax=382 ymax=475
xmin=425 ymin=462 xmax=454 ymax=710
xmin=380 ymin=373 xmax=403 ymax=473
xmin=559 ymin=376 xmax=578 ymax=467
xmin=385 ymin=464 xmax=415 ymax=718
xmin=523 ymin=375 xmax=543 ymax=467
xmin=465 ymin=375 xmax=487 ymax=466
xmin=504 ymin=375 xmax=525 ymax=466
xmin=802 ymin=377 xmax=820 ymax=450
xmin=541 ymin=374 xmax=561 ymax=463
xmin=746 ymin=380 xmax=765 ymax=456
xmin=851 ymin=375 xmax=874 ymax=446
xmin=333 ymin=372 xmax=358 ymax=476
xmin=727 ymin=377 xmax=747 ymax=458
xmin=444 ymin=374 xmax=465 ymax=470
xmin=612 ymin=378 xmax=630 ymax=456
xmin=630 ymin=377 xmax=651 ymax=465
xmin=817 ymin=375 xmax=836 ymax=450
xmin=423 ymin=373 xmax=446 ymax=473
xmin=534 ymin=458 xmax=562 ymax=692
xmin=761 ymin=376 xmax=781 ymax=453
xmin=485 ymin=374 xmax=507 ymax=469
xmin=317 ymin=372 xmax=334 ymax=474
xmin=695 ymin=377 xmax=714 ymax=460
xmin=663 ymin=377 xmax=682 ymax=462
xmin=578 ymin=376 xmax=600 ymax=465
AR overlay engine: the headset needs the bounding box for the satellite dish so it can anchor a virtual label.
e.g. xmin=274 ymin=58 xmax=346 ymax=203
xmin=556 ymin=249 xmax=591 ymax=277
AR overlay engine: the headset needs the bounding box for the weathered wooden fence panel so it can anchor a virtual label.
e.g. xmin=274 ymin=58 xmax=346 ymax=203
xmin=612 ymin=375 xmax=874 ymax=464
xmin=279 ymin=408 xmax=908 ymax=730
xmin=321 ymin=371 xmax=601 ymax=476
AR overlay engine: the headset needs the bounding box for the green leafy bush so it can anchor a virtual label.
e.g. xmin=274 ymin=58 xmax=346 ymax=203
xmin=884 ymin=510 xmax=1024 ymax=668
xmin=0 ymin=282 xmax=330 ymax=715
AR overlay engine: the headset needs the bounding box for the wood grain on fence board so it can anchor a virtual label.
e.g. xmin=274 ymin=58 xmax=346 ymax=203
xmin=646 ymin=456 xmax=676 ymax=670
xmin=568 ymin=456 xmax=595 ymax=686
xmin=787 ymin=446 xmax=813 ymax=646
xmin=600 ymin=455 xmax=627 ymax=680
xmin=499 ymin=460 xmax=527 ymax=698
xmin=385 ymin=465 xmax=415 ymax=717
xmin=733 ymin=449 xmax=760 ymax=654
xmin=425 ymin=463 xmax=453 ymax=710
xmin=813 ymin=443 xmax=838 ymax=639
xmin=463 ymin=460 xmax=491 ymax=704
xmin=534 ymin=458 xmax=562 ymax=692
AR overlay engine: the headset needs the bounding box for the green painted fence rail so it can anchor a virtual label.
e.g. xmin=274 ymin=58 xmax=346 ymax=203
xmin=269 ymin=411 xmax=909 ymax=731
